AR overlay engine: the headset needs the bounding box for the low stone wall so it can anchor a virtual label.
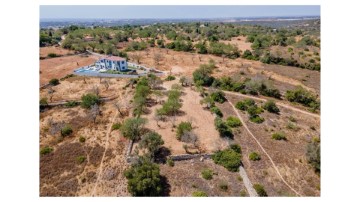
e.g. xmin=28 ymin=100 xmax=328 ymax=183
xmin=169 ymin=153 xmax=213 ymax=161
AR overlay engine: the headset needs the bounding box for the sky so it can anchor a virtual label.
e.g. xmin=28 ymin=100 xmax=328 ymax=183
xmin=40 ymin=5 xmax=320 ymax=19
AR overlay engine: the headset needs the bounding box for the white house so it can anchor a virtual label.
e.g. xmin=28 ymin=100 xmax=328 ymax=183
xmin=95 ymin=56 xmax=128 ymax=71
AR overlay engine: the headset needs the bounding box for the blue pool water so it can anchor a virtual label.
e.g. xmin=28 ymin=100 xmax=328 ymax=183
xmin=75 ymin=69 xmax=95 ymax=73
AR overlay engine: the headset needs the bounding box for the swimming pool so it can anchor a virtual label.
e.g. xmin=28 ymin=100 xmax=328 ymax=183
xmin=74 ymin=69 xmax=96 ymax=73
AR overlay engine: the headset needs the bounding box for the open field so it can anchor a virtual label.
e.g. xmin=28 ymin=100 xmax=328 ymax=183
xmin=40 ymin=46 xmax=74 ymax=58
xmin=40 ymin=55 xmax=98 ymax=86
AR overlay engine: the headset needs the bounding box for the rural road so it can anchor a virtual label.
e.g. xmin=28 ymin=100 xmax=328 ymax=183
xmin=227 ymin=97 xmax=303 ymax=197
xmin=223 ymin=90 xmax=320 ymax=119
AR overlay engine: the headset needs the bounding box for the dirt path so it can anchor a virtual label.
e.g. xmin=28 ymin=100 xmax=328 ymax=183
xmin=227 ymin=98 xmax=303 ymax=197
xmin=223 ymin=90 xmax=320 ymax=119
xmin=90 ymin=109 xmax=118 ymax=196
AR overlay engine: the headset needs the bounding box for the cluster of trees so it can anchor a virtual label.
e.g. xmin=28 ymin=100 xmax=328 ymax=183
xmin=156 ymin=86 xmax=182 ymax=119
xmin=285 ymin=87 xmax=320 ymax=112
xmin=193 ymin=60 xmax=216 ymax=86
xmin=214 ymin=117 xmax=233 ymax=139
xmin=133 ymin=77 xmax=151 ymax=117
xmin=165 ymin=40 xmax=193 ymax=52
xmin=235 ymin=99 xmax=265 ymax=123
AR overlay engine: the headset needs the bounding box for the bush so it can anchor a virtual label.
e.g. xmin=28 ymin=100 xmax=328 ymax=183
xmin=219 ymin=182 xmax=229 ymax=191
xmin=76 ymin=156 xmax=86 ymax=163
xmin=263 ymin=100 xmax=280 ymax=114
xmin=40 ymin=146 xmax=53 ymax=155
xmin=214 ymin=117 xmax=233 ymax=139
xmin=306 ymin=139 xmax=320 ymax=173
xmin=176 ymin=121 xmax=192 ymax=140
xmin=285 ymin=87 xmax=319 ymax=109
xmin=81 ymin=93 xmax=100 ymax=109
xmin=64 ymin=101 xmax=78 ymax=108
xmin=235 ymin=99 xmax=255 ymax=111
xmin=139 ymin=131 xmax=164 ymax=157
xmin=79 ymin=136 xmax=86 ymax=143
xmin=166 ymin=158 xmax=174 ymax=167
xmin=240 ymin=190 xmax=247 ymax=196
xmin=226 ymin=116 xmax=242 ymax=127
xmin=210 ymin=106 xmax=223 ymax=117
xmin=271 ymin=132 xmax=287 ymax=141
xmin=192 ymin=191 xmax=208 ymax=197
xmin=253 ymin=184 xmax=267 ymax=196
xmin=210 ymin=91 xmax=226 ymax=103
xmin=124 ymin=159 xmax=164 ymax=196
xmin=111 ymin=123 xmax=121 ymax=131
xmin=201 ymin=169 xmax=213 ymax=180
xmin=61 ymin=125 xmax=73 ymax=137
xmin=249 ymin=152 xmax=261 ymax=161
xmin=49 ymin=78 xmax=60 ymax=86
xmin=47 ymin=53 xmax=59 ymax=58
xmin=212 ymin=148 xmax=241 ymax=172
xmin=165 ymin=75 xmax=176 ymax=81
xmin=40 ymin=97 xmax=48 ymax=106
xmin=230 ymin=144 xmax=242 ymax=154
xmin=250 ymin=116 xmax=265 ymax=123
xmin=192 ymin=62 xmax=215 ymax=86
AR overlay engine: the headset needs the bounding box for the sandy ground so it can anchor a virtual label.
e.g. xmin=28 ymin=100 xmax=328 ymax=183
xmin=40 ymin=46 xmax=74 ymax=58
xmin=40 ymin=55 xmax=97 ymax=86
xmin=139 ymin=79 xmax=228 ymax=155
xmin=220 ymin=36 xmax=253 ymax=52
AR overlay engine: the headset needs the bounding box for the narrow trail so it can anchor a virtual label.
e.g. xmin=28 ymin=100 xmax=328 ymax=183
xmin=223 ymin=90 xmax=320 ymax=119
xmin=227 ymin=98 xmax=303 ymax=197
xmin=90 ymin=110 xmax=118 ymax=196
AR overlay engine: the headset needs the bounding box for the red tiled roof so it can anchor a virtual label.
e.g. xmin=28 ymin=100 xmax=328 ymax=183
xmin=100 ymin=56 xmax=126 ymax=61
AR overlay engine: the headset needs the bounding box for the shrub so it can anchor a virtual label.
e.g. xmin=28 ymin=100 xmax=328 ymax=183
xmin=237 ymin=176 xmax=243 ymax=182
xmin=212 ymin=148 xmax=241 ymax=172
xmin=79 ymin=136 xmax=86 ymax=143
xmin=263 ymin=100 xmax=280 ymax=114
xmin=235 ymin=99 xmax=255 ymax=111
xmin=139 ymin=131 xmax=164 ymax=157
xmin=49 ymin=78 xmax=60 ymax=86
xmin=286 ymin=122 xmax=299 ymax=131
xmin=61 ymin=125 xmax=73 ymax=137
xmin=230 ymin=144 xmax=242 ymax=154
xmin=285 ymin=87 xmax=319 ymax=109
xmin=219 ymin=182 xmax=229 ymax=191
xmin=201 ymin=169 xmax=213 ymax=180
xmin=249 ymin=152 xmax=261 ymax=161
xmin=40 ymin=146 xmax=53 ymax=155
xmin=111 ymin=123 xmax=121 ymax=131
xmin=210 ymin=91 xmax=226 ymax=103
xmin=76 ymin=156 xmax=86 ymax=163
xmin=166 ymin=158 xmax=174 ymax=167
xmin=226 ymin=116 xmax=242 ymax=127
xmin=40 ymin=97 xmax=48 ymax=106
xmin=306 ymin=139 xmax=320 ymax=173
xmin=192 ymin=191 xmax=208 ymax=197
xmin=64 ymin=101 xmax=78 ymax=108
xmin=271 ymin=132 xmax=287 ymax=141
xmin=47 ymin=53 xmax=58 ymax=58
xmin=214 ymin=117 xmax=233 ymax=139
xmin=176 ymin=121 xmax=192 ymax=140
xmin=81 ymin=93 xmax=100 ymax=109
xmin=249 ymin=115 xmax=265 ymax=123
xmin=192 ymin=62 xmax=215 ymax=86
xmin=210 ymin=106 xmax=223 ymax=117
xmin=240 ymin=190 xmax=247 ymax=196
xmin=124 ymin=158 xmax=164 ymax=196
xmin=165 ymin=75 xmax=176 ymax=81
xmin=253 ymin=184 xmax=267 ymax=196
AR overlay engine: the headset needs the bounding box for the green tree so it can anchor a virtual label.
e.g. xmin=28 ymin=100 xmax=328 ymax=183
xmin=139 ymin=131 xmax=164 ymax=158
xmin=81 ymin=93 xmax=100 ymax=109
xmin=120 ymin=118 xmax=147 ymax=141
xmin=124 ymin=158 xmax=164 ymax=196
xmin=212 ymin=148 xmax=241 ymax=172
xmin=176 ymin=121 xmax=192 ymax=140
xmin=263 ymin=100 xmax=280 ymax=114
xmin=49 ymin=78 xmax=60 ymax=86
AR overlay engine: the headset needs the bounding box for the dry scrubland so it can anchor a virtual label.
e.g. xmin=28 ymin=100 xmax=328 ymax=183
xmin=40 ymin=77 xmax=131 ymax=196
xmin=40 ymin=29 xmax=320 ymax=196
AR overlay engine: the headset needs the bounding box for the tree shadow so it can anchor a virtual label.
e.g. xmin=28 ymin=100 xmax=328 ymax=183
xmin=154 ymin=147 xmax=171 ymax=164
xmin=159 ymin=175 xmax=171 ymax=196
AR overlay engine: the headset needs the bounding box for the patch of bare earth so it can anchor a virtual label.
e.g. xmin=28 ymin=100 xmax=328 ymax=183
xmin=160 ymin=159 xmax=247 ymax=196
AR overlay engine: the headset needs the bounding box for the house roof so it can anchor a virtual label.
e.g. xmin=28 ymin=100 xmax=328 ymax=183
xmin=100 ymin=56 xmax=126 ymax=61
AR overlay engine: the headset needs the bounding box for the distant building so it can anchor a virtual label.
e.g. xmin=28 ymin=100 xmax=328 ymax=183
xmin=95 ymin=56 xmax=128 ymax=71
xmin=84 ymin=35 xmax=95 ymax=41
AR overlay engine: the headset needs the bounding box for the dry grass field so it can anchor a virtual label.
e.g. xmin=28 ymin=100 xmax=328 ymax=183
xmin=40 ymin=46 xmax=74 ymax=58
